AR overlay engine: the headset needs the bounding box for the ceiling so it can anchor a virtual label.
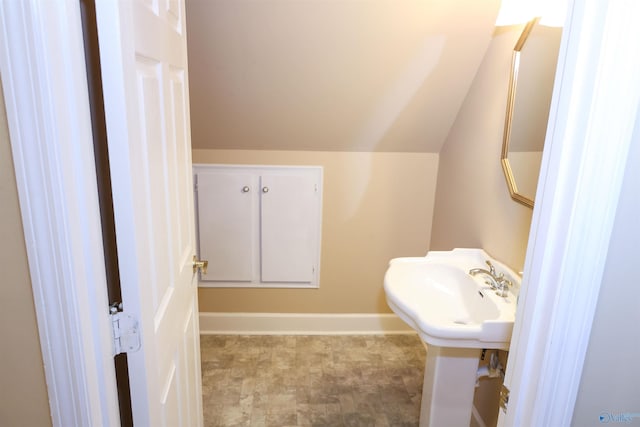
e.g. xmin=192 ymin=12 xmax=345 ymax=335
xmin=186 ymin=0 xmax=502 ymax=153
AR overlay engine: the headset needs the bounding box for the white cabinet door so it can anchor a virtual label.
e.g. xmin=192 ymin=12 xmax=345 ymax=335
xmin=260 ymin=173 xmax=319 ymax=283
xmin=196 ymin=172 xmax=257 ymax=281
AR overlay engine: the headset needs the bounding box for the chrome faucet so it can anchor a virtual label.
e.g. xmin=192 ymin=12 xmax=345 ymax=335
xmin=469 ymin=260 xmax=512 ymax=297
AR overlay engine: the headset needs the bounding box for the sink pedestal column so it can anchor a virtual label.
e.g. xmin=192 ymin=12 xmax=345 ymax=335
xmin=419 ymin=345 xmax=481 ymax=427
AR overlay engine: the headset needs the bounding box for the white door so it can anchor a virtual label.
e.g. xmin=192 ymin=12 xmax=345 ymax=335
xmin=94 ymin=0 xmax=203 ymax=425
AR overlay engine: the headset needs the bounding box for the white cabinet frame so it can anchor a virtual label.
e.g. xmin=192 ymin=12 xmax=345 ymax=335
xmin=194 ymin=164 xmax=323 ymax=288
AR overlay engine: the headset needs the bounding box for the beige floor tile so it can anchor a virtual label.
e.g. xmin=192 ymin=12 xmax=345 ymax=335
xmin=200 ymin=334 xmax=426 ymax=426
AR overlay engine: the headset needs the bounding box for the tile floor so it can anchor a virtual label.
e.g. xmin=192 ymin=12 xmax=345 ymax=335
xmin=200 ymin=334 xmax=427 ymax=427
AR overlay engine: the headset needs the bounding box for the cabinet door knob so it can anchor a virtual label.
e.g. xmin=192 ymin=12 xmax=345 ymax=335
xmin=242 ymin=186 xmax=250 ymax=193
xmin=262 ymin=187 xmax=269 ymax=193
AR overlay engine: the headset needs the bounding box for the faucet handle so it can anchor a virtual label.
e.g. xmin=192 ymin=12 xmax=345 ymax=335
xmin=495 ymin=276 xmax=512 ymax=297
xmin=485 ymin=260 xmax=496 ymax=275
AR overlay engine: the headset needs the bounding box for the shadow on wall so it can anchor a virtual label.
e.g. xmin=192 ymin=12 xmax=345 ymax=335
xmin=328 ymin=153 xmax=437 ymax=311
xmin=186 ymin=0 xmax=501 ymax=153
xmin=430 ymin=25 xmax=535 ymax=273
xmin=354 ymin=36 xmax=445 ymax=149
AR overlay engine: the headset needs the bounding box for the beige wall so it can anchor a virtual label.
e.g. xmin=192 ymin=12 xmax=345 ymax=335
xmin=571 ymin=104 xmax=640 ymax=426
xmin=0 ymin=83 xmax=52 ymax=425
xmin=510 ymin=25 xmax=562 ymax=153
xmin=193 ymin=149 xmax=438 ymax=314
xmin=507 ymin=151 xmax=544 ymax=199
xmin=430 ymin=25 xmax=534 ymax=273
xmin=186 ymin=0 xmax=500 ymax=153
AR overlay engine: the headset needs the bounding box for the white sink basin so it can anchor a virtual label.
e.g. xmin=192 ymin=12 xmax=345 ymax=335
xmin=384 ymin=248 xmax=519 ymax=350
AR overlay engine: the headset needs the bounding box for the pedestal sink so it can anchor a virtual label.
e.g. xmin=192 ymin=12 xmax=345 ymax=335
xmin=383 ymin=248 xmax=519 ymax=427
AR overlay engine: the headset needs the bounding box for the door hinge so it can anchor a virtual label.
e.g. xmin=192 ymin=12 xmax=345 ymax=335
xmin=109 ymin=302 xmax=141 ymax=356
xmin=500 ymin=384 xmax=510 ymax=413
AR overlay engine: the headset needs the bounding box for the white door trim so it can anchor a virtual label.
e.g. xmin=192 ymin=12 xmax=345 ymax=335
xmin=500 ymin=0 xmax=640 ymax=425
xmin=0 ymin=1 xmax=119 ymax=426
xmin=3 ymin=0 xmax=637 ymax=426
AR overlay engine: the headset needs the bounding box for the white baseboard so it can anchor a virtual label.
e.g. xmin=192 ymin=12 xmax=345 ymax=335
xmin=199 ymin=312 xmax=415 ymax=335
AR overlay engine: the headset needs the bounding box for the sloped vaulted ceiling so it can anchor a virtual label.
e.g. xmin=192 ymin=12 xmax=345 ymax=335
xmin=186 ymin=0 xmax=501 ymax=153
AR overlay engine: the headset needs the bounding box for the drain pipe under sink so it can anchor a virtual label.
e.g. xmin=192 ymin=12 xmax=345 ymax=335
xmin=476 ymin=351 xmax=504 ymax=387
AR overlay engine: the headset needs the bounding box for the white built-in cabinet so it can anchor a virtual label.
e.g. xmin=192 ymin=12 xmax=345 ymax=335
xmin=193 ymin=165 xmax=323 ymax=288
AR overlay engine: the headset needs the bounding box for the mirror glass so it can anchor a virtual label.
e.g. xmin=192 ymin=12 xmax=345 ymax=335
xmin=502 ymin=18 xmax=563 ymax=207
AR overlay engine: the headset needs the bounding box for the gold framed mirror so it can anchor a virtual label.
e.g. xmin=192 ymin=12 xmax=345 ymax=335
xmin=501 ymin=17 xmax=563 ymax=208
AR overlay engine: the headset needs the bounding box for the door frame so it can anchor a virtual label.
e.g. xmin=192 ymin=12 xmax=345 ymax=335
xmin=1 ymin=0 xmax=638 ymax=426
xmin=499 ymin=0 xmax=640 ymax=425
xmin=0 ymin=1 xmax=120 ymax=426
